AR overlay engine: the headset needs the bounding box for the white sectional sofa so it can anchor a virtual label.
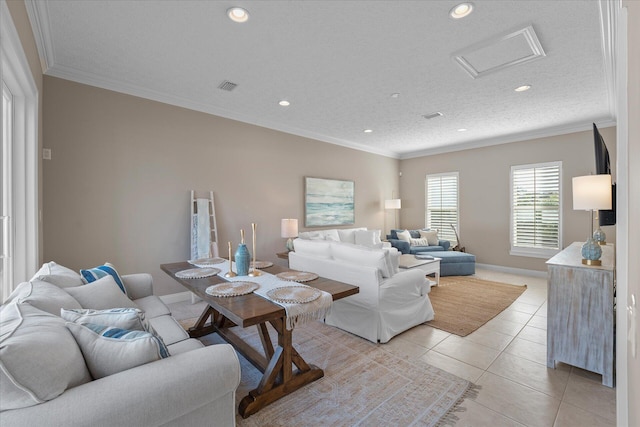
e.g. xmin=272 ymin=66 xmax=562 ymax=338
xmin=0 ymin=262 xmax=241 ymax=426
xmin=290 ymin=228 xmax=434 ymax=343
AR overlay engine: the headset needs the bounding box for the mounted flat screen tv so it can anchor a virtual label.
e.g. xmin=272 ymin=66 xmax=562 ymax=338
xmin=593 ymin=123 xmax=616 ymax=226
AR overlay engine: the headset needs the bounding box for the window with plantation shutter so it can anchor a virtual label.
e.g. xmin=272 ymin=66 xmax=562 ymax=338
xmin=425 ymin=173 xmax=459 ymax=246
xmin=510 ymin=162 xmax=562 ymax=258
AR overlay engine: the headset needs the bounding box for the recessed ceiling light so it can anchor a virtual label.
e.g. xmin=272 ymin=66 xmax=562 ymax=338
xmin=227 ymin=7 xmax=249 ymax=23
xmin=515 ymin=85 xmax=532 ymax=92
xmin=363 ymin=129 xmax=373 ymax=133
xmin=278 ymin=100 xmax=290 ymax=106
xmin=457 ymin=128 xmax=468 ymax=132
xmin=390 ymin=93 xmax=400 ymax=98
xmin=450 ymin=2 xmax=474 ymax=19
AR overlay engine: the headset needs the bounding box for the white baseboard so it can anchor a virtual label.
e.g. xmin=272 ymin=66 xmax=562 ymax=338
xmin=475 ymin=263 xmax=547 ymax=278
xmin=159 ymin=291 xmax=193 ymax=304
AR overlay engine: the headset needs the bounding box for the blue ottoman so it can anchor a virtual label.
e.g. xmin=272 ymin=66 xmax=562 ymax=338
xmin=434 ymin=252 xmax=476 ymax=276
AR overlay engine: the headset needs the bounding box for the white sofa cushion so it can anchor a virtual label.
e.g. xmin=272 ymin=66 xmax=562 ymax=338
xmin=292 ymin=238 xmax=332 ymax=259
xmin=297 ymin=231 xmax=324 ymax=240
xmin=5 ymin=280 xmax=82 ymax=316
xmin=0 ymin=303 xmax=92 ymax=411
xmin=331 ymin=242 xmax=391 ymax=278
xmin=66 ymin=322 xmax=169 ymax=380
xmin=61 ymin=308 xmax=148 ymax=331
xmin=31 ymin=261 xmax=84 ymax=288
xmin=64 ymin=276 xmax=139 ymax=310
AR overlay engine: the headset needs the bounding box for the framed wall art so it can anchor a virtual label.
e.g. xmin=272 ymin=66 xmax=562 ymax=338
xmin=304 ymin=177 xmax=355 ymax=227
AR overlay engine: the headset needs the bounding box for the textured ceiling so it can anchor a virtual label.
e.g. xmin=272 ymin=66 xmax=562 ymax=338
xmin=26 ymin=0 xmax=615 ymax=158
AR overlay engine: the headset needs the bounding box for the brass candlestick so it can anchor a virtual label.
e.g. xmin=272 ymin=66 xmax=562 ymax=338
xmin=248 ymin=222 xmax=262 ymax=277
xmin=224 ymin=241 xmax=236 ymax=278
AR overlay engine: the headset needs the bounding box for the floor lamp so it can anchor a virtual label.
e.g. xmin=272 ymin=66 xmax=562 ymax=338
xmin=385 ymin=199 xmax=401 ymax=231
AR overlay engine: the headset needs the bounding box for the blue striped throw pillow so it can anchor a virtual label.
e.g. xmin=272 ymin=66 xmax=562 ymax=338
xmin=66 ymin=322 xmax=170 ymax=379
xmin=80 ymin=262 xmax=127 ymax=295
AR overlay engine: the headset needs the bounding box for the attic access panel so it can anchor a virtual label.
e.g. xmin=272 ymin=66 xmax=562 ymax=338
xmin=453 ymin=25 xmax=546 ymax=79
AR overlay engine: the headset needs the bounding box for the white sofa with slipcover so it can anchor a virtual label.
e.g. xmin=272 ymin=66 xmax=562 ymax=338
xmin=0 ymin=262 xmax=241 ymax=427
xmin=289 ymin=229 xmax=434 ymax=343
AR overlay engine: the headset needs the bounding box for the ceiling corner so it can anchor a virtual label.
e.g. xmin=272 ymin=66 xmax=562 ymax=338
xmin=24 ymin=0 xmax=55 ymax=72
xmin=597 ymin=0 xmax=618 ymax=119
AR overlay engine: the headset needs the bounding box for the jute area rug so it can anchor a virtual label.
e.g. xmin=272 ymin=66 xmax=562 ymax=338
xmin=193 ymin=320 xmax=473 ymax=427
xmin=426 ymin=276 xmax=528 ymax=337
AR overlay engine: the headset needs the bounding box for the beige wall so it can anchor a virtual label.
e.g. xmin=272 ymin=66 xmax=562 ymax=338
xmin=399 ymin=128 xmax=617 ymax=272
xmin=6 ymin=0 xmax=44 ymax=262
xmin=42 ymin=77 xmax=399 ymax=295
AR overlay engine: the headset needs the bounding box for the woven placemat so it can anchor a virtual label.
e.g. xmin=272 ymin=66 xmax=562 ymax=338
xmin=275 ymin=271 xmax=319 ymax=282
xmin=251 ymin=260 xmax=273 ymax=269
xmin=266 ymin=286 xmax=321 ymax=304
xmin=205 ymin=281 xmax=259 ymax=297
xmin=188 ymin=257 xmax=225 ymax=267
xmin=175 ymin=267 xmax=221 ymax=279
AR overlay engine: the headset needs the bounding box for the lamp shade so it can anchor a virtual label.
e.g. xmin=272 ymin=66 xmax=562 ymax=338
xmin=384 ymin=199 xmax=401 ymax=209
xmin=280 ymin=219 xmax=298 ymax=238
xmin=572 ymin=175 xmax=612 ymax=211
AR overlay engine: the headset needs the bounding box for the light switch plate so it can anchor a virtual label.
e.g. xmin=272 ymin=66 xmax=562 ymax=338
xmin=42 ymin=148 xmax=51 ymax=160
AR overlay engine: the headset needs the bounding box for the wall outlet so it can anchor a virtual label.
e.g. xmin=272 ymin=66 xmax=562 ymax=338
xmin=42 ymin=148 xmax=51 ymax=160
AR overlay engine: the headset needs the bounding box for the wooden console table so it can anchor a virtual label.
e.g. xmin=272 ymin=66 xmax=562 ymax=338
xmin=160 ymin=261 xmax=358 ymax=417
xmin=546 ymin=242 xmax=615 ymax=387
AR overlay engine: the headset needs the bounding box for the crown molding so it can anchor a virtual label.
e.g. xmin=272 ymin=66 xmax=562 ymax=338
xmin=45 ymin=64 xmax=400 ymax=159
xmin=24 ymin=0 xmax=54 ymax=72
xmin=399 ymin=118 xmax=617 ymax=159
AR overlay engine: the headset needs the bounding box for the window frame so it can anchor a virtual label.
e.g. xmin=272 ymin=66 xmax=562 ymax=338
xmin=425 ymin=171 xmax=459 ymax=246
xmin=1 ymin=0 xmax=40 ymax=300
xmin=510 ymin=161 xmax=562 ymax=259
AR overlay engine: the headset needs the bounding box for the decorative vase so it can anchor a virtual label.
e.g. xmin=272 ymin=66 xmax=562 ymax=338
xmin=581 ymin=237 xmax=602 ymax=266
xmin=234 ymin=229 xmax=250 ymax=276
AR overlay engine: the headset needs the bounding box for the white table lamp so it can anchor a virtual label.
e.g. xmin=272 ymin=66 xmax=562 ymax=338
xmin=572 ymin=175 xmax=612 ymax=265
xmin=385 ymin=199 xmax=401 ymax=230
xmin=281 ymin=219 xmax=298 ymax=252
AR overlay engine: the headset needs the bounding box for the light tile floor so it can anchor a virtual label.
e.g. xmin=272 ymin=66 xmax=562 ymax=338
xmin=169 ymin=267 xmax=617 ymax=427
xmin=400 ymin=268 xmax=617 ymax=427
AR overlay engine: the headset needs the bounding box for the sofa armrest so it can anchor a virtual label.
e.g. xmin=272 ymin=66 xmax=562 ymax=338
xmin=381 ymin=269 xmax=430 ymax=300
xmin=121 ymin=273 xmax=153 ymax=300
xmin=1 ymin=344 xmax=241 ymax=427
xmin=388 ymin=239 xmax=410 ymax=254
xmin=438 ymin=240 xmax=451 ymax=251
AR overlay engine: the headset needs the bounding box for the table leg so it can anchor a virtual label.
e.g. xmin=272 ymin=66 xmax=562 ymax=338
xmin=238 ymin=318 xmax=324 ymax=418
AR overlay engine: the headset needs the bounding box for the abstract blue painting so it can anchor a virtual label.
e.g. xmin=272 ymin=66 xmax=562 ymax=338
xmin=305 ymin=177 xmax=355 ymax=227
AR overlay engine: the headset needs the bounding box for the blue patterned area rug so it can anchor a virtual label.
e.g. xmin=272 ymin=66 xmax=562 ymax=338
xmin=198 ymin=320 xmax=476 ymax=426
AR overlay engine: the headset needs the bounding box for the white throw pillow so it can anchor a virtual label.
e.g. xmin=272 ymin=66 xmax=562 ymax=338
xmin=0 ymin=303 xmax=92 ymax=411
xmin=396 ymin=229 xmax=412 ymax=242
xmin=292 ymin=238 xmax=332 ymax=258
xmin=331 ymin=242 xmax=391 ymax=278
xmin=337 ymin=229 xmax=357 ymax=244
xmin=410 ymin=238 xmax=430 ymax=246
xmin=323 ymin=229 xmax=340 ymax=241
xmin=419 ymin=229 xmax=440 ymax=246
xmin=355 ymin=230 xmax=382 ymax=248
xmin=64 ymin=275 xmax=138 ymax=310
xmin=298 ymin=231 xmax=323 ymax=240
xmin=66 ymin=322 xmax=169 ymax=380
xmin=31 ymin=261 xmax=84 ymax=288
xmin=4 ymin=280 xmax=82 ymax=316
xmin=61 ymin=308 xmax=148 ymax=331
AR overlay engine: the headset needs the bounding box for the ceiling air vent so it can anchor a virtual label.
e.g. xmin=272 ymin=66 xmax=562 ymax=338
xmin=218 ymin=80 xmax=238 ymax=91
xmin=423 ymin=112 xmax=443 ymax=120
